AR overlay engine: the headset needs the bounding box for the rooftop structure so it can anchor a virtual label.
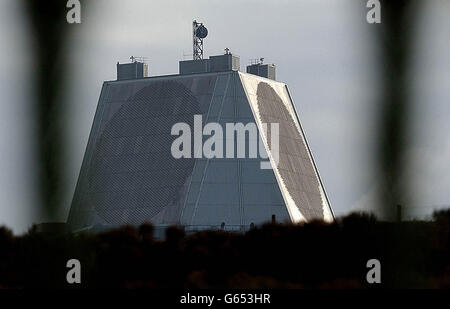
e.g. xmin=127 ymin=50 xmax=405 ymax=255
xmin=247 ymin=58 xmax=276 ymax=80
xmin=67 ymin=22 xmax=333 ymax=235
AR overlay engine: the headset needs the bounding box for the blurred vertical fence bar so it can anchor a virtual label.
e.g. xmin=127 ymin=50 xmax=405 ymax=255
xmin=21 ymin=0 xmax=71 ymax=222
xmin=377 ymin=0 xmax=419 ymax=220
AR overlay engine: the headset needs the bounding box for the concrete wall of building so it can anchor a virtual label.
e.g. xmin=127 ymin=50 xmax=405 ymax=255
xmin=68 ymin=70 xmax=332 ymax=232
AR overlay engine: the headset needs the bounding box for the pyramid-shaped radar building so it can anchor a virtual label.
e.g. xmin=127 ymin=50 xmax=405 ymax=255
xmin=68 ymin=54 xmax=334 ymax=232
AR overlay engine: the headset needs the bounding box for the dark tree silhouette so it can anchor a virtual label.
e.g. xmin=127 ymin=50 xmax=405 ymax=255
xmin=1 ymin=213 xmax=449 ymax=288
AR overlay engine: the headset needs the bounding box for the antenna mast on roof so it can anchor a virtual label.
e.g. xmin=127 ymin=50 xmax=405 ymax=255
xmin=193 ymin=20 xmax=208 ymax=60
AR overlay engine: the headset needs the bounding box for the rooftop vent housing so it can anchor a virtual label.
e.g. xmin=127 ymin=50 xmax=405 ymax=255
xmin=246 ymin=63 xmax=276 ymax=80
xmin=117 ymin=61 xmax=148 ymax=80
xmin=179 ymin=53 xmax=240 ymax=75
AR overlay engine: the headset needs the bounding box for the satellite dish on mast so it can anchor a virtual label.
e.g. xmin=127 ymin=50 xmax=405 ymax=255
xmin=193 ymin=20 xmax=208 ymax=60
xmin=195 ymin=25 xmax=208 ymax=39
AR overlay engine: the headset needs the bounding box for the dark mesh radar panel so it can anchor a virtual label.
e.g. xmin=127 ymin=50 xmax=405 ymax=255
xmin=88 ymin=81 xmax=199 ymax=225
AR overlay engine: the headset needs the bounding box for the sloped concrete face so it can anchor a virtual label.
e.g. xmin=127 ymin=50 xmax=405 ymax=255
xmin=68 ymin=71 xmax=332 ymax=232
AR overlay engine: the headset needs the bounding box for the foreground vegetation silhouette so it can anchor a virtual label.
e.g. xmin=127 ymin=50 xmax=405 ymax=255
xmin=0 ymin=211 xmax=449 ymax=289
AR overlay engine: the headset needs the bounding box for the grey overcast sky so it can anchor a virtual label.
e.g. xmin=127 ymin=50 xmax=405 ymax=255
xmin=0 ymin=0 xmax=449 ymax=233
